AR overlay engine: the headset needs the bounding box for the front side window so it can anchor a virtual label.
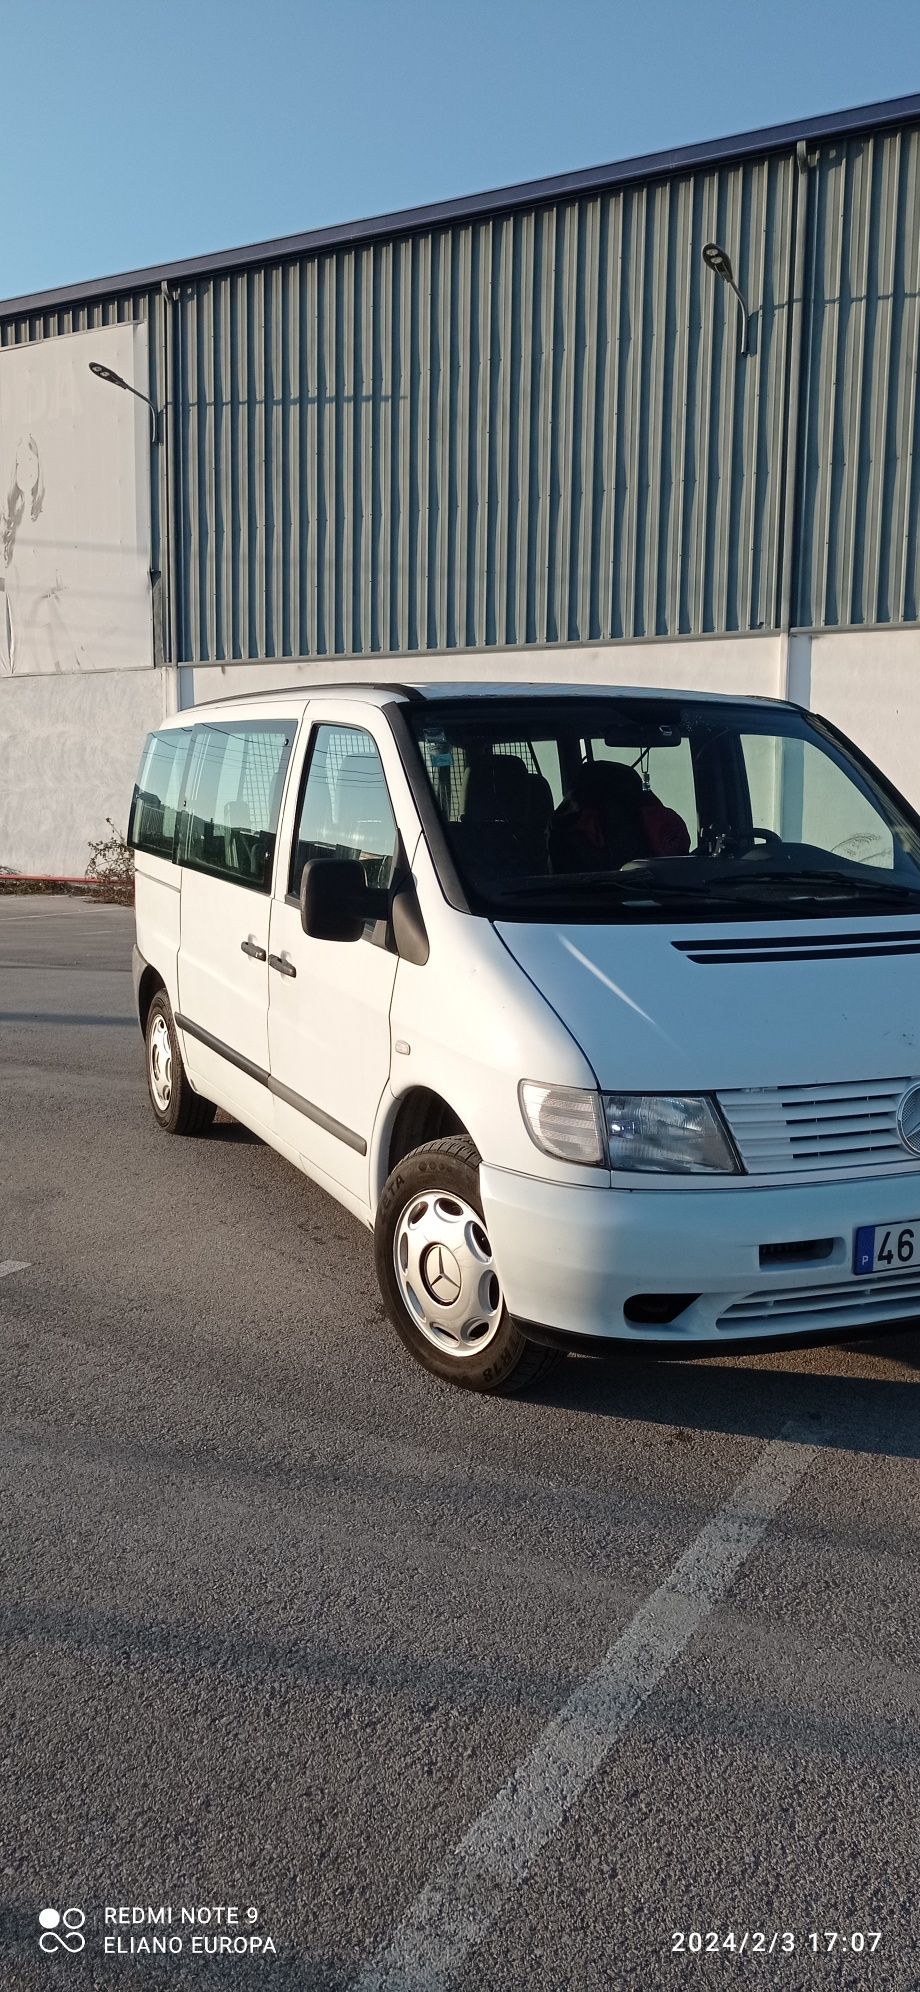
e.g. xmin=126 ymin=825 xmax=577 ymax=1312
xmin=739 ymin=732 xmax=895 ymax=868
xmin=180 ymin=721 xmax=294 ymax=892
xmin=406 ymin=697 xmax=920 ymax=923
xmin=129 ymin=728 xmax=192 ymax=859
xmin=290 ymin=724 xmax=398 ymax=897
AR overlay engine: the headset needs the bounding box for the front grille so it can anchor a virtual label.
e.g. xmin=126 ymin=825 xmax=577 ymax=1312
xmin=717 ymin=1270 xmax=920 ymax=1332
xmin=718 ymin=1077 xmax=920 ymax=1177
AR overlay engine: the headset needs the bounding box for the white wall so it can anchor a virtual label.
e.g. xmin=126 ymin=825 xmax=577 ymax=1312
xmin=0 ymin=323 xmax=152 ymax=679
xmin=0 ymin=666 xmax=165 ymax=876
xmin=805 ymin=628 xmax=920 ymax=805
xmin=179 ymin=633 xmax=784 ymax=708
xmin=6 ymin=626 xmax=920 ymax=879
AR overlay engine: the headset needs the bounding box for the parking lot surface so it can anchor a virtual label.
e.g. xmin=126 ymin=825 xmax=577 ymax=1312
xmin=2 ymin=896 xmax=919 ymax=1990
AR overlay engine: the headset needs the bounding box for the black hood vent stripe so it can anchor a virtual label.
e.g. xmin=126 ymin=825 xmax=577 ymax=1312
xmin=674 ymin=929 xmax=920 ymax=966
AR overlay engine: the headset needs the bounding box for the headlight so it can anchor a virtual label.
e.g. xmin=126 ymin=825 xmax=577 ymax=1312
xmin=519 ymin=1082 xmax=606 ymax=1166
xmin=603 ymin=1093 xmax=739 ymax=1174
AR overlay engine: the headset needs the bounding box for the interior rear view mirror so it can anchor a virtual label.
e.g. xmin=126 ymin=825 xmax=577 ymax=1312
xmin=602 ymin=722 xmax=684 ymax=749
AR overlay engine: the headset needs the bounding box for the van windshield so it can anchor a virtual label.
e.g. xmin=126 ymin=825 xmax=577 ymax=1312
xmin=406 ymin=696 xmax=920 ymax=922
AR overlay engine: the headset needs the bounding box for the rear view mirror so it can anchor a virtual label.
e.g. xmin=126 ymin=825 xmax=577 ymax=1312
xmin=599 ymin=702 xmax=685 ymax=749
xmin=300 ymin=858 xmax=369 ymax=943
xmin=602 ymin=722 xmax=684 ymax=749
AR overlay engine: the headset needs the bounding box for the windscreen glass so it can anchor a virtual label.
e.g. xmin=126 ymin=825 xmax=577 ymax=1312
xmin=406 ymin=697 xmax=920 ymax=921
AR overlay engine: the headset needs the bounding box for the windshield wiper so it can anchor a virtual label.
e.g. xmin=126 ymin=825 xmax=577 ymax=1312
xmin=701 ymin=867 xmax=920 ymax=907
xmin=492 ymin=870 xmax=714 ymax=904
xmin=492 ymin=865 xmax=920 ymax=911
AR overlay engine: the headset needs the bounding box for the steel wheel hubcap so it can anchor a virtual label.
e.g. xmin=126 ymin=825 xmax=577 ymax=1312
xmin=149 ymin=1015 xmax=173 ymax=1112
xmin=393 ymin=1189 xmax=503 ymax=1357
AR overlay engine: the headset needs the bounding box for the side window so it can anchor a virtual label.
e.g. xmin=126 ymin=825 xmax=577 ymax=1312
xmin=740 ymin=733 xmax=895 ymax=867
xmin=290 ymin=725 xmax=398 ymax=897
xmin=181 ymin=722 xmax=294 ymax=891
xmin=129 ymin=728 xmax=192 ymax=859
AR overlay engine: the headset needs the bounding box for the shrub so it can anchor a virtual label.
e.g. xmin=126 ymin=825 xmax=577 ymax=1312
xmin=86 ymin=819 xmax=134 ymax=905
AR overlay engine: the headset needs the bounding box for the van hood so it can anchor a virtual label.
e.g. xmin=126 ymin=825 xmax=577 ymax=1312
xmin=495 ymin=916 xmax=920 ymax=1091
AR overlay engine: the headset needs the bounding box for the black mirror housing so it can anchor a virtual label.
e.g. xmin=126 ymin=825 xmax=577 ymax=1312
xmin=391 ymin=876 xmax=429 ymax=964
xmin=300 ymin=858 xmax=368 ymax=943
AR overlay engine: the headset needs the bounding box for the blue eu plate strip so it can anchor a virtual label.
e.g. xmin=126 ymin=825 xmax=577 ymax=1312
xmin=853 ymin=1225 xmax=875 ymax=1275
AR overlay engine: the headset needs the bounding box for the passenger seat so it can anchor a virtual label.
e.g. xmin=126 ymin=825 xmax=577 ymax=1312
xmin=457 ymin=754 xmax=553 ymax=880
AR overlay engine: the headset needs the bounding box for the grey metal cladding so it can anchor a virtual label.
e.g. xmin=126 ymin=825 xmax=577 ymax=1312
xmin=2 ymin=107 xmax=920 ymax=656
xmin=793 ymin=123 xmax=920 ymax=629
xmin=170 ymin=154 xmax=794 ymax=661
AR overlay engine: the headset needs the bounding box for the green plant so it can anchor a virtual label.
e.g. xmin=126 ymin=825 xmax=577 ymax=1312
xmin=85 ymin=819 xmax=134 ymax=904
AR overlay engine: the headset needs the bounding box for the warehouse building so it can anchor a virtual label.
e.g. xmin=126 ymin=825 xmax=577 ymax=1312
xmin=3 ymin=90 xmax=920 ymax=873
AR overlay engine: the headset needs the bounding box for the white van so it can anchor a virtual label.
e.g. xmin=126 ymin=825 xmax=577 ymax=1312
xmin=130 ymin=681 xmax=920 ymax=1392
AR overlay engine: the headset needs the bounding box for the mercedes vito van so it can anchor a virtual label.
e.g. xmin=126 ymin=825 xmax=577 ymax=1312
xmin=130 ymin=682 xmax=920 ymax=1393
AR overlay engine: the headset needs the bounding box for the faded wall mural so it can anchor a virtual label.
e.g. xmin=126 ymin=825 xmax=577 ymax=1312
xmin=0 ymin=322 xmax=152 ymax=676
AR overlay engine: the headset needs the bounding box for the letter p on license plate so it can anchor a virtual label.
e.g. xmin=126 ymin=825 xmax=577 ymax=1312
xmin=854 ymin=1220 xmax=920 ymax=1274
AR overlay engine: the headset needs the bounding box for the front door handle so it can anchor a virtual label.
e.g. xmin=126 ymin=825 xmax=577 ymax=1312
xmin=269 ymin=953 xmax=296 ymax=979
xmin=240 ymin=939 xmax=267 ymax=961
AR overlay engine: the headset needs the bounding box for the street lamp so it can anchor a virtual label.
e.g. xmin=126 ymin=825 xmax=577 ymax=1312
xmin=88 ymin=360 xmax=159 ymax=443
xmin=701 ymin=242 xmax=749 ymax=357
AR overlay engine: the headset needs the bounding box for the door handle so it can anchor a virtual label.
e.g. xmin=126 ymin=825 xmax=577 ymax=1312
xmin=240 ymin=939 xmax=267 ymax=961
xmin=269 ymin=953 xmax=296 ymax=978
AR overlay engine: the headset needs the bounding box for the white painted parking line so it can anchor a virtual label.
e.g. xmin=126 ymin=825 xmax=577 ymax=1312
xmin=354 ymin=1420 xmax=819 ymax=1992
xmin=0 ymin=1261 xmax=30 ymax=1280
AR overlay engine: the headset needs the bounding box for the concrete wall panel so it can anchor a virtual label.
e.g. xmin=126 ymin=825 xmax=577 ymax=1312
xmin=807 ymin=626 xmax=920 ymax=804
xmin=0 ymin=668 xmax=165 ymax=876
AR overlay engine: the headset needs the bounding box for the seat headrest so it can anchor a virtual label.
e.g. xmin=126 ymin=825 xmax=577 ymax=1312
xmin=571 ymin=760 xmax=644 ymax=812
xmin=463 ymin=754 xmax=539 ymax=824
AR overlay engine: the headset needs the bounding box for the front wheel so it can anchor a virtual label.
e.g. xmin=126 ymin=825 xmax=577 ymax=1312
xmin=374 ymin=1135 xmax=558 ymax=1393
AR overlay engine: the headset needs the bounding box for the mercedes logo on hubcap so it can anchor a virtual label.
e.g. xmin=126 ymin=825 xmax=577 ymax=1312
xmin=423 ymin=1243 xmax=462 ymax=1305
xmin=896 ymin=1083 xmax=920 ymax=1155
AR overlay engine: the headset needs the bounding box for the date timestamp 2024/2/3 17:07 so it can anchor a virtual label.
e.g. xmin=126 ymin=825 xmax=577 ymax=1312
xmin=671 ymin=1931 xmax=883 ymax=1955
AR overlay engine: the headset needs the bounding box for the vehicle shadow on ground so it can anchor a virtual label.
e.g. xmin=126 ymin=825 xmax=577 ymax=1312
xmin=526 ymin=1334 xmax=920 ymax=1460
xmin=209 ymin=1114 xmax=262 ymax=1145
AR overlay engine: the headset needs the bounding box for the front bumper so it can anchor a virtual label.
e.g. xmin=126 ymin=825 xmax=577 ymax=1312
xmin=479 ymin=1163 xmax=920 ymax=1346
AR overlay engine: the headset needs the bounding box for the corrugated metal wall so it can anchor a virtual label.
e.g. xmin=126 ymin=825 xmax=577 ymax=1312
xmin=3 ymin=115 xmax=920 ymax=660
xmin=793 ymin=123 xmax=920 ymax=629
xmin=174 ymin=152 xmax=796 ymax=660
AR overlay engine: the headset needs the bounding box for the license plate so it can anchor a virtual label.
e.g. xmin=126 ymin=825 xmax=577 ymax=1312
xmin=854 ymin=1220 xmax=920 ymax=1275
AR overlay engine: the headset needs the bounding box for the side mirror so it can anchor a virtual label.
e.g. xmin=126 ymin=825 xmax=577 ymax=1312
xmin=391 ymin=875 xmax=429 ymax=964
xmin=300 ymin=858 xmax=369 ymax=943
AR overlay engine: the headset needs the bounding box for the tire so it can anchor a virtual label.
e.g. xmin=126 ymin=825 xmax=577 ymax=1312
xmin=374 ymin=1135 xmax=559 ymax=1394
xmin=144 ymin=990 xmax=216 ymax=1137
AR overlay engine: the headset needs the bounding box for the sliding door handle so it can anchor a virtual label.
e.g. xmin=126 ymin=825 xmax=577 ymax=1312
xmin=269 ymin=953 xmax=297 ymax=979
xmin=240 ymin=939 xmax=267 ymax=961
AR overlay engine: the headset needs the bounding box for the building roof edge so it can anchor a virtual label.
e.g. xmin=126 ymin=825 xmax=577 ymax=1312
xmin=4 ymin=89 xmax=920 ymax=321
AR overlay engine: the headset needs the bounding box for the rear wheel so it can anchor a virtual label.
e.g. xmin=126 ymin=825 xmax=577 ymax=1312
xmin=374 ymin=1135 xmax=558 ymax=1393
xmin=145 ymin=991 xmax=215 ymax=1136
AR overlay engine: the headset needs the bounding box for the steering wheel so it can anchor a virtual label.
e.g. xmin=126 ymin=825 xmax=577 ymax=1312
xmin=719 ymin=825 xmax=784 ymax=858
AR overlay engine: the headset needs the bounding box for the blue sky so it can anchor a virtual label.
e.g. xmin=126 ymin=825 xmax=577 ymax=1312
xmin=5 ymin=0 xmax=920 ymax=302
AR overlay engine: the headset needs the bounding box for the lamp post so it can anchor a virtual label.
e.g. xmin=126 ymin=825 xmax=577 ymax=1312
xmin=88 ymin=360 xmax=159 ymax=443
xmin=701 ymin=242 xmax=750 ymax=356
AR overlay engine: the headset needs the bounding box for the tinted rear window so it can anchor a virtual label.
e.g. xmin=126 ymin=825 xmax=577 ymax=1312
xmin=128 ymin=729 xmax=192 ymax=860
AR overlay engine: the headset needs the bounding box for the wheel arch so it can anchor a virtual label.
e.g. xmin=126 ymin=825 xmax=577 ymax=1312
xmin=372 ymin=1086 xmax=473 ymax=1210
xmin=137 ymin=963 xmax=166 ymax=1037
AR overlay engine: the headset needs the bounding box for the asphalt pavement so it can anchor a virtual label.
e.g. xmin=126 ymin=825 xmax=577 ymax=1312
xmin=2 ymin=896 xmax=919 ymax=1991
